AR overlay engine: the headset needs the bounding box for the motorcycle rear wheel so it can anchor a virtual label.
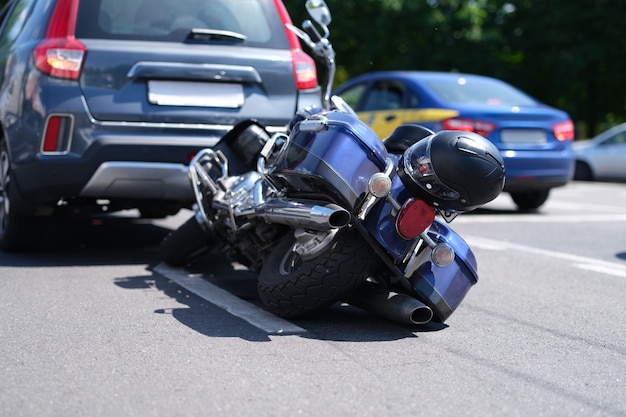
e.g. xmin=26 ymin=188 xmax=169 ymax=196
xmin=257 ymin=229 xmax=378 ymax=318
xmin=160 ymin=215 xmax=213 ymax=267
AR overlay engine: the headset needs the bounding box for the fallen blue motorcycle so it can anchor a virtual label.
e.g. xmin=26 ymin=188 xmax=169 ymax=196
xmin=160 ymin=0 xmax=505 ymax=325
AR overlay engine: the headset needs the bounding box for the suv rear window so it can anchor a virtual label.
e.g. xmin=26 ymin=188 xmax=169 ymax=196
xmin=76 ymin=0 xmax=286 ymax=47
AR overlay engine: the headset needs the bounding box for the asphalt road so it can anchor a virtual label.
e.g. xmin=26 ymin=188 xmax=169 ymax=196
xmin=0 ymin=181 xmax=624 ymax=417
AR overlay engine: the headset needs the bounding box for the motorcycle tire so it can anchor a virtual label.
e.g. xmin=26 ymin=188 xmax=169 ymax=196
xmin=160 ymin=216 xmax=213 ymax=267
xmin=257 ymin=229 xmax=379 ymax=318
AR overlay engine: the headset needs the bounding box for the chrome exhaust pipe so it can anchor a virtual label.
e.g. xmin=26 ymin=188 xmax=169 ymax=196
xmin=346 ymin=282 xmax=434 ymax=325
xmin=256 ymin=198 xmax=351 ymax=230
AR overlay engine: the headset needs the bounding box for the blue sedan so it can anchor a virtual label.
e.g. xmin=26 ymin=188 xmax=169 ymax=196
xmin=333 ymin=71 xmax=575 ymax=210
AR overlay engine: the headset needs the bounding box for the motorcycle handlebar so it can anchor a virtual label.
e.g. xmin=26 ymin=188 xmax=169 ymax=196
xmin=302 ymin=20 xmax=322 ymax=44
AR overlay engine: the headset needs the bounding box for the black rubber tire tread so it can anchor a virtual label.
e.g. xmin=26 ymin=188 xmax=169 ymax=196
xmin=573 ymin=161 xmax=593 ymax=181
xmin=257 ymin=229 xmax=379 ymax=318
xmin=160 ymin=216 xmax=214 ymax=267
xmin=0 ymin=140 xmax=43 ymax=252
xmin=0 ymin=209 xmax=42 ymax=252
xmin=510 ymin=190 xmax=550 ymax=210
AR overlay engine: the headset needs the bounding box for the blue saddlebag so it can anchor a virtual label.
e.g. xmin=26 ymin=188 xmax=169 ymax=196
xmin=410 ymin=220 xmax=479 ymax=322
xmin=269 ymin=111 xmax=388 ymax=209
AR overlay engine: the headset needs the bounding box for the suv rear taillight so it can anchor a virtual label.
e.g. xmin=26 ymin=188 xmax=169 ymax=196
xmin=442 ymin=117 xmax=496 ymax=138
xmin=33 ymin=0 xmax=85 ymax=80
xmin=273 ymin=0 xmax=318 ymax=90
xmin=553 ymin=120 xmax=574 ymax=141
xmin=291 ymin=50 xmax=317 ymax=90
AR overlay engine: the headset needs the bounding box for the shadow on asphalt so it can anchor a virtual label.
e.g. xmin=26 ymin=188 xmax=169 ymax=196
xmin=116 ymin=266 xmax=448 ymax=343
xmin=2 ymin=211 xmax=452 ymax=342
xmin=0 ymin=212 xmax=172 ymax=267
xmin=115 ymin=249 xmax=449 ymax=343
xmin=465 ymin=206 xmax=545 ymax=215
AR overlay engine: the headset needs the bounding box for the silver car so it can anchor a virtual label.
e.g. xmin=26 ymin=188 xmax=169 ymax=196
xmin=573 ymin=123 xmax=626 ymax=181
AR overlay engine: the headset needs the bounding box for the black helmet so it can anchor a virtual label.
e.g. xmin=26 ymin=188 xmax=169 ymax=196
xmin=398 ymin=130 xmax=505 ymax=212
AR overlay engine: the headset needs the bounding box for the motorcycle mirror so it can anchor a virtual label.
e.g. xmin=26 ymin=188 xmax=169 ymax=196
xmin=305 ymin=0 xmax=331 ymax=27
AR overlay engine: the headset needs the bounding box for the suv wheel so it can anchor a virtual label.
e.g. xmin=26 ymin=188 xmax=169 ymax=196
xmin=0 ymin=141 xmax=42 ymax=252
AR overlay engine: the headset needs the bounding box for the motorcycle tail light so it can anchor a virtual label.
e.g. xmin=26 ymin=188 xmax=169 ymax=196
xmin=396 ymin=198 xmax=435 ymax=239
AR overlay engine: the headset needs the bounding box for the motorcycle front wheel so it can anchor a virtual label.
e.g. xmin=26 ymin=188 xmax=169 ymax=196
xmin=257 ymin=229 xmax=379 ymax=318
xmin=160 ymin=215 xmax=214 ymax=267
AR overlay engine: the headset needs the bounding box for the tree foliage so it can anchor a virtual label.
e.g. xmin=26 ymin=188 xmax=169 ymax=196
xmin=0 ymin=0 xmax=623 ymax=136
xmin=284 ymin=0 xmax=626 ymax=136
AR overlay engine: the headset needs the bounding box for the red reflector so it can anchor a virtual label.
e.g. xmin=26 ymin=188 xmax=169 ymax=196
xmin=396 ymin=198 xmax=435 ymax=239
xmin=43 ymin=116 xmax=62 ymax=152
xmin=186 ymin=152 xmax=198 ymax=165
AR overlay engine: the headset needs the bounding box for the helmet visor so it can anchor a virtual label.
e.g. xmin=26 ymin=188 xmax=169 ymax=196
xmin=403 ymin=138 xmax=460 ymax=202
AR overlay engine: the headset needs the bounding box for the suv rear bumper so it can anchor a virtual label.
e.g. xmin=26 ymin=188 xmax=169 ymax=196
xmin=7 ymin=83 xmax=316 ymax=209
xmin=11 ymin=123 xmax=243 ymax=206
xmin=79 ymin=161 xmax=192 ymax=200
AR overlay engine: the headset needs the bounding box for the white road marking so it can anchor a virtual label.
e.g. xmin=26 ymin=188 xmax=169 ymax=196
xmin=455 ymin=213 xmax=626 ymax=223
xmin=154 ymin=263 xmax=308 ymax=335
xmin=464 ymin=235 xmax=626 ymax=279
xmin=546 ymin=200 xmax=626 ymax=213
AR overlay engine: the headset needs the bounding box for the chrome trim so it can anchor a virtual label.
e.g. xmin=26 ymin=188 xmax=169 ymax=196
xmin=346 ymin=282 xmax=433 ymax=325
xmin=79 ymin=97 xmax=288 ymax=134
xmin=357 ymin=157 xmax=396 ymax=220
xmin=256 ymin=198 xmax=350 ymax=230
xmin=94 ymin=119 xmax=287 ymax=134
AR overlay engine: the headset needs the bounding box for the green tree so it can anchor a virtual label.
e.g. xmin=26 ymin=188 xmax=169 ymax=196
xmin=499 ymin=0 xmax=626 ymax=136
xmin=285 ymin=0 xmax=506 ymax=83
xmin=285 ymin=0 xmax=626 ymax=136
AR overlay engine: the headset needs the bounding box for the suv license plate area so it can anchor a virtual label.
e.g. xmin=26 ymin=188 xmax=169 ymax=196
xmin=148 ymin=81 xmax=244 ymax=108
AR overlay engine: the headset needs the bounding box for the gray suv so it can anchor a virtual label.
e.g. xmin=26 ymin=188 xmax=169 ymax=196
xmin=0 ymin=0 xmax=321 ymax=251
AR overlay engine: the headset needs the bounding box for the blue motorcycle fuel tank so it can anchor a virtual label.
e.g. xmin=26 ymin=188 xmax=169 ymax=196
xmin=269 ymin=111 xmax=388 ymax=209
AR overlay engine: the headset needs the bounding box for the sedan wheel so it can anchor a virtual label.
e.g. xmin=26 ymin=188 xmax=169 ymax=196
xmin=510 ymin=190 xmax=550 ymax=211
xmin=573 ymin=161 xmax=593 ymax=181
